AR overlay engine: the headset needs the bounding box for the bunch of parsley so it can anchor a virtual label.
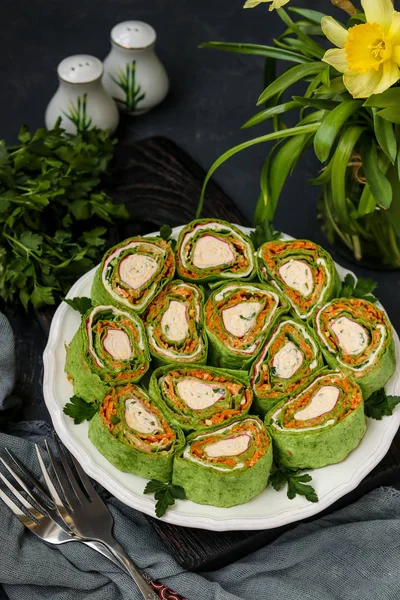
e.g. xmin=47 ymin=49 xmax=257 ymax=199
xmin=0 ymin=121 xmax=128 ymax=310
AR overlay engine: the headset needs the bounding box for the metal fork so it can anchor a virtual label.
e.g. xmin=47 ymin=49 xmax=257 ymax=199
xmin=0 ymin=449 xmax=123 ymax=568
xmin=39 ymin=436 xmax=160 ymax=600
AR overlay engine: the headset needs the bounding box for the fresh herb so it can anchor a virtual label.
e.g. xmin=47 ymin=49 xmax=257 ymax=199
xmin=270 ymin=465 xmax=318 ymax=503
xmin=364 ymin=388 xmax=400 ymax=420
xmin=144 ymin=480 xmax=187 ymax=518
xmin=0 ymin=121 xmax=128 ymax=310
xmin=239 ymin=312 xmax=256 ymax=321
xmin=109 ymin=414 xmax=120 ymax=425
xmin=64 ymin=296 xmax=93 ymax=314
xmin=339 ymin=274 xmax=378 ymax=303
xmin=160 ymin=224 xmax=173 ymax=240
xmin=63 ymin=395 xmax=97 ymax=424
xmin=251 ymin=222 xmax=281 ymax=250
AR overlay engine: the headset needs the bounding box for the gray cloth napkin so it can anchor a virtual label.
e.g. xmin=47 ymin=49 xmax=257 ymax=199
xmin=1 ymin=312 xmax=400 ymax=600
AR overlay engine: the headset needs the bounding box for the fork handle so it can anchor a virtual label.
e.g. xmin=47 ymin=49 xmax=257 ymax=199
xmin=99 ymin=537 xmax=160 ymax=600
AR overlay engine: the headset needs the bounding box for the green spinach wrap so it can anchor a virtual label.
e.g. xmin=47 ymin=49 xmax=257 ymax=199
xmin=144 ymin=280 xmax=207 ymax=366
xmin=313 ymin=297 xmax=396 ymax=398
xmin=172 ymin=416 xmax=273 ymax=507
xmin=89 ymin=383 xmax=185 ymax=481
xmin=175 ymin=218 xmax=256 ymax=282
xmin=91 ymin=237 xmax=175 ymax=314
xmin=250 ymin=317 xmax=324 ymax=418
xmin=205 ymin=282 xmax=289 ymax=370
xmin=65 ymin=305 xmax=150 ymax=404
xmin=257 ymin=240 xmax=340 ymax=320
xmin=266 ymin=370 xmax=366 ymax=469
xmin=149 ymin=364 xmax=252 ymax=433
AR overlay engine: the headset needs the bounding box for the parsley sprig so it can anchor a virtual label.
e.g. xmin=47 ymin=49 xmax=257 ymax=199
xmin=0 ymin=121 xmax=128 ymax=310
xmin=63 ymin=395 xmax=97 ymax=424
xmin=144 ymin=480 xmax=186 ymax=518
xmin=159 ymin=224 xmax=176 ymax=250
xmin=250 ymin=221 xmax=280 ymax=250
xmin=364 ymin=388 xmax=400 ymax=420
xmin=270 ymin=465 xmax=318 ymax=503
xmin=64 ymin=296 xmax=93 ymax=314
xmin=339 ymin=274 xmax=378 ymax=303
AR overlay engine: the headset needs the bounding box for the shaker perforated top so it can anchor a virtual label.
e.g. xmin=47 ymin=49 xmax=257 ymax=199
xmin=110 ymin=21 xmax=157 ymax=49
xmin=57 ymin=55 xmax=103 ymax=84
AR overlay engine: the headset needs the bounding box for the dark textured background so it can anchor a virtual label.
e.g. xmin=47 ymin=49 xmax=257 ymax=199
xmin=1 ymin=0 xmax=400 ymax=595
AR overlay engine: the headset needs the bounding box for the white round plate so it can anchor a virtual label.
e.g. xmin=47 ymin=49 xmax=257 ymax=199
xmin=43 ymin=226 xmax=400 ymax=531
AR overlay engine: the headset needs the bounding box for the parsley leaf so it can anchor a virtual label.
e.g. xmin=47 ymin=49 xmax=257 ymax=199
xmin=0 ymin=123 xmax=128 ymax=311
xmin=160 ymin=224 xmax=173 ymax=240
xmin=250 ymin=221 xmax=280 ymax=250
xmin=144 ymin=480 xmax=187 ymax=517
xmin=339 ymin=274 xmax=378 ymax=303
xmin=64 ymin=296 xmax=93 ymax=314
xmin=63 ymin=396 xmax=97 ymax=424
xmin=270 ymin=465 xmax=318 ymax=503
xmin=364 ymin=388 xmax=400 ymax=420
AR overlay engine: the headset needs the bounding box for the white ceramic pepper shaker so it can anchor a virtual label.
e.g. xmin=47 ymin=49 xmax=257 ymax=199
xmin=45 ymin=55 xmax=119 ymax=134
xmin=102 ymin=21 xmax=169 ymax=115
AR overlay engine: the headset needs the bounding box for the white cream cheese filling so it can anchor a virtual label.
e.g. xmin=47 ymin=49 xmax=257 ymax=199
xmin=124 ymin=399 xmax=160 ymax=434
xmin=119 ymin=254 xmax=158 ymax=290
xmin=176 ymin=378 xmax=225 ymax=410
xmin=330 ymin=316 xmax=369 ymax=355
xmin=192 ymin=235 xmax=235 ymax=269
xmin=294 ymin=385 xmax=339 ymax=421
xmin=222 ymin=301 xmax=262 ymax=338
xmin=161 ymin=300 xmax=189 ymax=341
xmin=103 ymin=329 xmax=132 ymax=360
xmin=204 ymin=434 xmax=250 ymax=458
xmin=279 ymin=259 xmax=313 ymax=298
xmin=272 ymin=341 xmax=304 ymax=379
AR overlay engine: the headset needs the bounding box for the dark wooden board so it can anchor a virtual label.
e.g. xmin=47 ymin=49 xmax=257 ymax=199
xmin=31 ymin=135 xmax=400 ymax=572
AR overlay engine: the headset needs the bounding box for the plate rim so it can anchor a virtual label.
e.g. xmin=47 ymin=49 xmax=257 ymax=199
xmin=43 ymin=225 xmax=400 ymax=531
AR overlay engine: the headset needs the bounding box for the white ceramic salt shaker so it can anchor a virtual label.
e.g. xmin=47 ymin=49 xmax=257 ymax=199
xmin=102 ymin=21 xmax=169 ymax=115
xmin=45 ymin=55 xmax=119 ymax=134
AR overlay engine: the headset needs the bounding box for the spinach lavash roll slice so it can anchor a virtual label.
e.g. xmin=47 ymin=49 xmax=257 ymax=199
xmin=149 ymin=365 xmax=252 ymax=433
xmin=250 ymin=317 xmax=324 ymax=418
xmin=176 ymin=218 xmax=256 ymax=282
xmin=144 ymin=280 xmax=207 ymax=366
xmin=172 ymin=416 xmax=273 ymax=507
xmin=266 ymin=370 xmax=366 ymax=469
xmin=313 ymin=298 xmax=396 ymax=398
xmin=88 ymin=383 xmax=184 ymax=481
xmin=65 ymin=305 xmax=150 ymax=403
xmin=91 ymin=237 xmax=175 ymax=313
xmin=257 ymin=240 xmax=340 ymax=320
xmin=204 ymin=282 xmax=289 ymax=370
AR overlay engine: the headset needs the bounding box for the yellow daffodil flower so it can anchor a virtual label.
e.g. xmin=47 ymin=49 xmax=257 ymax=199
xmin=243 ymin=0 xmax=290 ymax=10
xmin=322 ymin=0 xmax=400 ymax=98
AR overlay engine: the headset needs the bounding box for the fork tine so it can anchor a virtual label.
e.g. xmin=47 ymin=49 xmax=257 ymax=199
xmin=4 ymin=448 xmax=53 ymax=504
xmin=70 ymin=455 xmax=102 ymax=504
xmin=0 ymin=457 xmax=49 ymax=514
xmin=0 ymin=486 xmax=30 ymax=521
xmin=35 ymin=445 xmax=73 ymax=521
xmin=0 ymin=472 xmax=43 ymax=521
xmin=47 ymin=437 xmax=87 ymax=506
xmin=43 ymin=440 xmax=76 ymax=508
